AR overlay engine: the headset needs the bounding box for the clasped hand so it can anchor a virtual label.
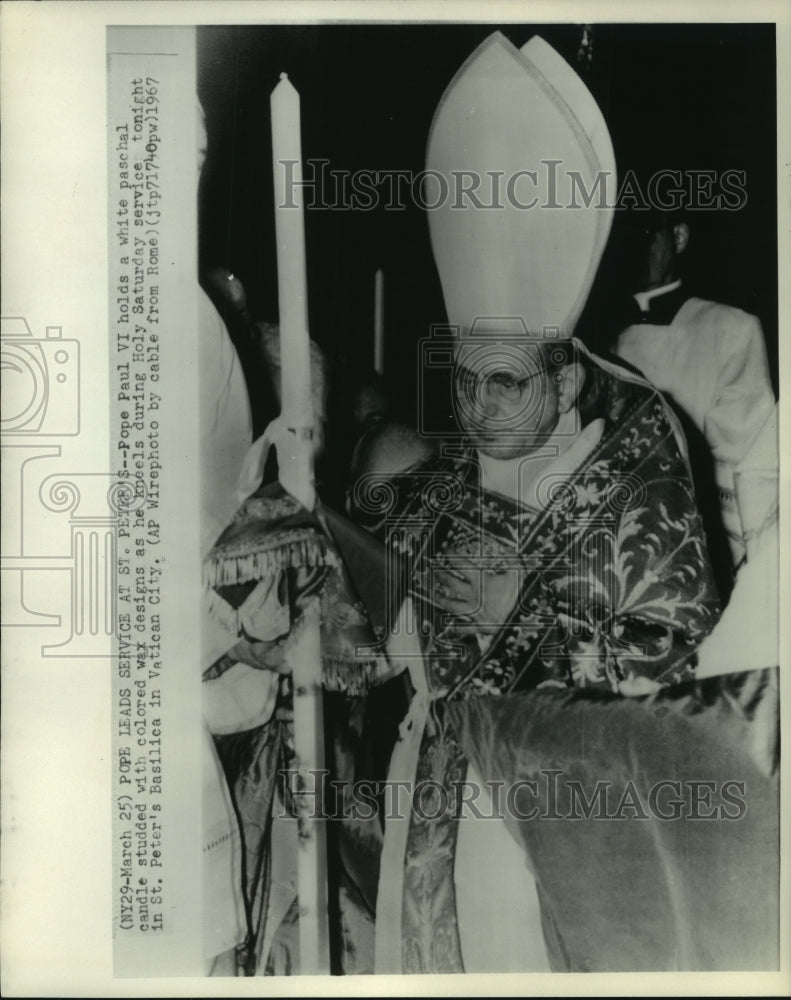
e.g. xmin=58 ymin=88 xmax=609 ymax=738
xmin=431 ymin=561 xmax=521 ymax=630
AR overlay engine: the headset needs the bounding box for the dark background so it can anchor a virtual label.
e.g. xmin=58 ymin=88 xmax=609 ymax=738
xmin=198 ymin=22 xmax=778 ymax=451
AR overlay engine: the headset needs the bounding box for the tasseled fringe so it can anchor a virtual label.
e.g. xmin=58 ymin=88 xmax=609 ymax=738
xmin=321 ymin=655 xmax=387 ymax=696
xmin=203 ymin=535 xmax=333 ymax=589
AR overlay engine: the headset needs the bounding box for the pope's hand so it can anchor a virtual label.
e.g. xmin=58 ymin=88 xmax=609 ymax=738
xmin=431 ymin=563 xmax=520 ymax=629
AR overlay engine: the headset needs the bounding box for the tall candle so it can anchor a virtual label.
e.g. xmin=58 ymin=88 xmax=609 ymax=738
xmin=271 ymin=73 xmax=312 ymax=427
xmin=374 ymin=267 xmax=384 ymax=375
xmin=270 ymin=72 xmax=327 ymax=974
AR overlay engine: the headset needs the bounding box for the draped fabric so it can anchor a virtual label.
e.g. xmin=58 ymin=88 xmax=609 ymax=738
xmin=448 ymin=669 xmax=779 ymax=972
xmin=203 ymin=481 xmax=393 ymax=974
xmin=204 ymin=484 xmax=392 ymax=696
xmin=213 ymin=706 xmax=293 ymax=974
xmin=365 ymin=670 xmax=779 ymax=973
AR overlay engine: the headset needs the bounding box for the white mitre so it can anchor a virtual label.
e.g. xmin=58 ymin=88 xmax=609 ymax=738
xmin=426 ymin=32 xmax=616 ymax=339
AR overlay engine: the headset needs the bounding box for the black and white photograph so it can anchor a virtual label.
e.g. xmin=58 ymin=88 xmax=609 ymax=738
xmin=195 ymin=17 xmax=782 ymax=979
xmin=1 ymin=2 xmax=789 ymax=995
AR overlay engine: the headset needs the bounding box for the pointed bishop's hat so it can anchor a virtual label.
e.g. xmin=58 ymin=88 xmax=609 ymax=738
xmin=426 ymin=32 xmax=617 ymax=338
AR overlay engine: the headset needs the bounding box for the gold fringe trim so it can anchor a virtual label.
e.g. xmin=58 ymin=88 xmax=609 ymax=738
xmin=321 ymin=655 xmax=387 ymax=696
xmin=203 ymin=535 xmax=332 ymax=589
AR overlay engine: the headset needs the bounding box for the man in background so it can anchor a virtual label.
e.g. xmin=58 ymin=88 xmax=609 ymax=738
xmin=612 ymin=209 xmax=775 ymax=595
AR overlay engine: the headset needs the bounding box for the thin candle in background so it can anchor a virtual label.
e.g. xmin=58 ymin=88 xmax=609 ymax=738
xmin=374 ymin=267 xmax=384 ymax=375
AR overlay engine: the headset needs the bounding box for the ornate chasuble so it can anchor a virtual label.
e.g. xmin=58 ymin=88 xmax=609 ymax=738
xmin=358 ymin=359 xmax=720 ymax=701
xmin=352 ymin=357 xmax=722 ymax=973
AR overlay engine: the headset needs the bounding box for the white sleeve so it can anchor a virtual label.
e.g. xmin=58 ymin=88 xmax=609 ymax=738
xmin=704 ymin=313 xmax=775 ymax=478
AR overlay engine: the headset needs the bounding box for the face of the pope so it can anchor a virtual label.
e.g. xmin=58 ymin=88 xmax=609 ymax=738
xmin=452 ymin=340 xmax=567 ymax=459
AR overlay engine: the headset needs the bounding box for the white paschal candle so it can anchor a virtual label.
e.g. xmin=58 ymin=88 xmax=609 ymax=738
xmin=271 ymin=73 xmax=313 ymax=428
xmin=374 ymin=267 xmax=384 ymax=375
xmin=270 ymin=72 xmax=328 ymax=974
